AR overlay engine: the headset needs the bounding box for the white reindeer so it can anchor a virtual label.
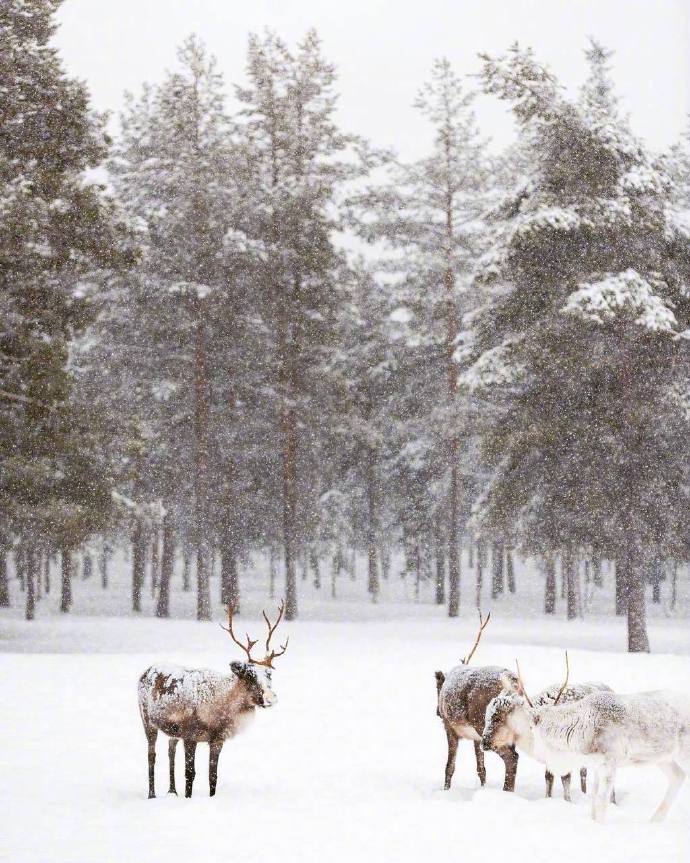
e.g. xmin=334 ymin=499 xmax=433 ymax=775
xmin=482 ymin=656 xmax=690 ymax=822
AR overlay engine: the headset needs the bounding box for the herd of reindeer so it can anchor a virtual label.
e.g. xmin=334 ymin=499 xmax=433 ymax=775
xmin=137 ymin=605 xmax=690 ymax=823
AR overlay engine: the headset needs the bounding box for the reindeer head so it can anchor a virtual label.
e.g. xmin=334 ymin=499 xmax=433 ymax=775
xmin=481 ymin=653 xmax=569 ymax=751
xmin=222 ymin=602 xmax=289 ymax=709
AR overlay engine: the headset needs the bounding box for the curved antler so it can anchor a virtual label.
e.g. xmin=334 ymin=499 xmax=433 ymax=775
xmin=220 ymin=605 xmax=259 ymax=664
xmin=220 ymin=602 xmax=289 ymax=669
xmin=552 ymin=651 xmax=570 ymax=705
xmin=462 ymin=610 xmax=491 ymax=665
xmin=255 ymin=601 xmax=289 ymax=668
xmin=515 ymin=658 xmax=534 ymax=707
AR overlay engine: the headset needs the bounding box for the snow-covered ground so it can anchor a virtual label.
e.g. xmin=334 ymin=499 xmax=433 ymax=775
xmin=2 ymin=592 xmax=689 ymax=862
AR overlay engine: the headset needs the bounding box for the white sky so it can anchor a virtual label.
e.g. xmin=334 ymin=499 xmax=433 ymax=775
xmin=54 ymin=0 xmax=689 ymax=159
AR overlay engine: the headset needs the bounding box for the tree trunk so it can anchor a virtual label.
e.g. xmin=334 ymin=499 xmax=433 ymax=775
xmin=44 ymin=554 xmax=51 ymax=595
xmin=670 ymin=561 xmax=678 ymax=611
xmin=150 ymin=529 xmax=160 ymax=597
xmin=435 ymin=545 xmax=446 ymax=606
xmin=26 ymin=546 xmax=37 ymax=620
xmin=491 ymin=541 xmax=504 ymax=599
xmin=310 ymin=546 xmax=321 ymax=590
xmin=0 ymin=550 xmax=9 ymax=606
xmin=365 ymin=436 xmax=379 ymax=604
xmin=16 ymin=547 xmax=25 ymax=591
xmin=563 ymin=549 xmax=578 ymax=620
xmin=622 ymin=550 xmax=650 ymax=652
xmin=155 ymin=511 xmax=175 ymax=619
xmin=614 ymin=559 xmax=627 ymax=615
xmin=220 ymin=537 xmax=239 ymax=612
xmin=132 ymin=521 xmax=146 ymax=613
xmin=475 ymin=540 xmax=485 ymax=610
xmin=60 ymin=548 xmax=72 ymax=612
xmin=196 ymin=545 xmax=211 ymax=620
xmin=506 ymin=547 xmax=516 ymax=593
xmin=99 ymin=543 xmax=110 ymax=589
xmin=447 ymin=454 xmax=460 ymax=617
xmin=544 ymin=555 xmax=556 ymax=614
xmin=269 ymin=545 xmax=277 ymax=599
xmin=331 ymin=545 xmax=342 ymax=599
xmin=380 ymin=543 xmax=390 ymax=580
xmin=82 ymin=554 xmax=93 ymax=580
xmin=182 ymin=549 xmax=191 ymax=592
xmin=592 ymin=554 xmax=602 ymax=588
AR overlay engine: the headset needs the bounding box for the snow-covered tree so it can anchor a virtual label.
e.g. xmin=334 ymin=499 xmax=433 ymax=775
xmin=0 ymin=0 xmax=129 ymax=616
xmin=465 ymin=43 xmax=690 ymax=650
xmin=353 ymin=59 xmax=488 ymax=615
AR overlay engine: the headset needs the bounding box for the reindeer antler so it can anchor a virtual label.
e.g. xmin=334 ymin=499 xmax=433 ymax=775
xmin=552 ymin=651 xmax=570 ymax=705
xmin=254 ymin=601 xmax=289 ymax=668
xmin=220 ymin=605 xmax=259 ymax=663
xmin=220 ymin=602 xmax=289 ymax=669
xmin=515 ymin=658 xmax=534 ymax=707
xmin=461 ymin=610 xmax=491 ymax=665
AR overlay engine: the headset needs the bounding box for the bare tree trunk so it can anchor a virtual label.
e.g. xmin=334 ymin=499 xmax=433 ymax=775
xmin=380 ymin=542 xmax=390 ymax=580
xmin=414 ymin=541 xmax=421 ymax=602
xmin=220 ymin=537 xmax=239 ymax=612
xmin=475 ymin=540 xmax=485 ymax=610
xmin=310 ymin=546 xmax=321 ymax=590
xmin=150 ymin=528 xmax=160 ymax=598
xmin=269 ymin=545 xmax=277 ymax=599
xmin=670 ymin=561 xmax=678 ymax=611
xmin=435 ymin=543 xmax=446 ymax=606
xmin=365 ymin=436 xmax=379 ymax=604
xmin=99 ymin=543 xmax=110 ymax=589
xmin=331 ymin=545 xmax=342 ymax=599
xmin=563 ymin=549 xmax=578 ymax=620
xmin=44 ymin=554 xmax=51 ymax=595
xmin=16 ymin=547 xmax=25 ymax=592
xmin=182 ymin=548 xmax=191 ymax=592
xmin=544 ymin=554 xmax=556 ymax=615
xmin=506 ymin=547 xmax=516 ymax=593
xmin=132 ymin=521 xmax=146 ymax=613
xmin=25 ymin=546 xmax=37 ymax=620
xmin=447 ymin=454 xmax=460 ymax=617
xmin=196 ymin=545 xmax=211 ymax=621
xmin=60 ymin=547 xmax=72 ymax=612
xmin=614 ymin=559 xmax=627 ymax=615
xmin=82 ymin=554 xmax=93 ymax=580
xmin=491 ymin=541 xmax=504 ymax=599
xmin=0 ymin=550 xmax=9 ymax=606
xmin=592 ymin=554 xmax=602 ymax=588
xmin=155 ymin=511 xmax=175 ymax=619
xmin=622 ymin=549 xmax=650 ymax=652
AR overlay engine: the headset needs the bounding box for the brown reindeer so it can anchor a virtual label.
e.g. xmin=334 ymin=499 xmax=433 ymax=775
xmin=138 ymin=602 xmax=288 ymax=799
xmin=435 ymin=612 xmax=520 ymax=792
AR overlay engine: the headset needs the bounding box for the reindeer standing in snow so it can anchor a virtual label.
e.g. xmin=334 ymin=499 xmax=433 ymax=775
xmin=435 ymin=612 xmax=521 ymax=792
xmin=482 ymin=657 xmax=690 ymax=822
xmin=533 ymin=661 xmax=613 ymax=800
xmin=138 ymin=603 xmax=288 ymax=798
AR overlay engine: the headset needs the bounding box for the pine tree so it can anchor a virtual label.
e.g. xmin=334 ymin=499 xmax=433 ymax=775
xmin=466 ymin=43 xmax=690 ymax=651
xmin=236 ymin=30 xmax=367 ymax=619
xmin=0 ymin=0 xmax=127 ymax=598
xmin=353 ymin=59 xmax=487 ymax=615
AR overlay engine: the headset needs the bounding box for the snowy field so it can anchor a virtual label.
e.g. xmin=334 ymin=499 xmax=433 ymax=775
xmin=1 ymin=557 xmax=689 ymax=863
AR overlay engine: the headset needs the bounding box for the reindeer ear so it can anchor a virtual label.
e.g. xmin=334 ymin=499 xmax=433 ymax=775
xmin=500 ymin=672 xmax=519 ymax=693
xmin=231 ymin=661 xmax=248 ymax=678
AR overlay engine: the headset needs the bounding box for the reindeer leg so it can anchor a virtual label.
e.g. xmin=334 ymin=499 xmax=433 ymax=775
xmin=499 ymin=746 xmax=518 ymax=792
xmin=651 ymin=761 xmax=685 ymax=823
xmin=168 ymin=738 xmax=178 ymax=795
xmin=561 ymin=773 xmax=572 ymax=802
xmin=146 ymin=729 xmax=157 ymax=799
xmin=474 ymin=741 xmax=486 ymax=787
xmin=545 ymin=770 xmax=554 ymax=798
xmin=443 ymin=723 xmax=458 ymax=790
xmin=580 ymin=767 xmax=587 ymax=794
xmin=592 ymin=763 xmax=615 ymax=823
xmin=209 ymin=739 xmax=223 ymax=797
xmin=184 ymin=740 xmax=197 ymax=798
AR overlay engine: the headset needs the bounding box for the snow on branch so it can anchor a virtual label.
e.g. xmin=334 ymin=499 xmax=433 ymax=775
xmin=562 ymin=269 xmax=678 ymax=334
xmin=458 ymin=335 xmax=525 ymax=393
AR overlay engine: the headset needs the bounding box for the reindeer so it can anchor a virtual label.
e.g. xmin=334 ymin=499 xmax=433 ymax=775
xmin=137 ymin=602 xmax=288 ymax=799
xmin=482 ymin=656 xmax=690 ymax=822
xmin=435 ymin=612 xmax=521 ymax=792
xmin=530 ymin=656 xmax=614 ymax=800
